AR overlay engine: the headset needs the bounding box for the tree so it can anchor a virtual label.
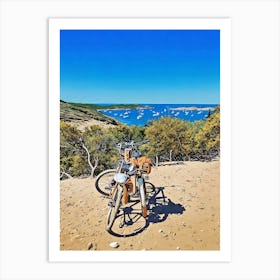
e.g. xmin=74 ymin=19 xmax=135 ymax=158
xmin=83 ymin=125 xmax=117 ymax=176
xmin=60 ymin=121 xmax=87 ymax=177
xmin=145 ymin=117 xmax=188 ymax=164
xmin=107 ymin=125 xmax=132 ymax=143
xmin=182 ymin=120 xmax=203 ymax=160
xmin=60 ymin=122 xmax=113 ymax=178
xmin=194 ymin=106 xmax=220 ymax=157
xmin=128 ymin=125 xmax=145 ymax=142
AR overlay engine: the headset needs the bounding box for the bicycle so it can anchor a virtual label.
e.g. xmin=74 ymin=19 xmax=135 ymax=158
xmin=95 ymin=140 xmax=150 ymax=197
xmin=94 ymin=140 xmax=153 ymax=232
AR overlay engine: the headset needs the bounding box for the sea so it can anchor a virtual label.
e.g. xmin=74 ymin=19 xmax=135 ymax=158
xmin=98 ymin=104 xmax=218 ymax=126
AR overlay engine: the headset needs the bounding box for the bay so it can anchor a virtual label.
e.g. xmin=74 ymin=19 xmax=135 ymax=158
xmin=98 ymin=104 xmax=218 ymax=126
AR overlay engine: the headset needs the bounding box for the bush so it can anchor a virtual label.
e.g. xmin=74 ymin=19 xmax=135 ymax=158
xmin=60 ymin=107 xmax=220 ymax=178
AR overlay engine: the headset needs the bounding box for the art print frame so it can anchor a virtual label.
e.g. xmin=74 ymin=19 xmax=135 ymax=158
xmin=49 ymin=18 xmax=231 ymax=262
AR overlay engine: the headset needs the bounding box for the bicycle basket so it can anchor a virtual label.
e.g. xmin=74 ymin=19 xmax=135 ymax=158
xmin=130 ymin=157 xmax=139 ymax=167
xmin=138 ymin=156 xmax=152 ymax=174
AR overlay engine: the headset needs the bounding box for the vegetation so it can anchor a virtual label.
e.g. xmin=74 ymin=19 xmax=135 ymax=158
xmin=60 ymin=100 xmax=119 ymax=125
xmin=60 ymin=100 xmax=150 ymax=124
xmin=60 ymin=105 xmax=220 ymax=179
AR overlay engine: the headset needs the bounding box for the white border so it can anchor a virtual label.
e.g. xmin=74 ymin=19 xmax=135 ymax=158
xmin=49 ymin=18 xmax=231 ymax=262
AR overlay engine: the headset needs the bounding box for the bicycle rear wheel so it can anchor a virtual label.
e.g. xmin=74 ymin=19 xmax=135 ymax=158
xmin=106 ymin=186 xmax=122 ymax=231
xmin=95 ymin=169 xmax=117 ymax=196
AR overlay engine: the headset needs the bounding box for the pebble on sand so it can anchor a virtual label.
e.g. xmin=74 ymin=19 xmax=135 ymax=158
xmin=109 ymin=242 xmax=119 ymax=248
xmin=87 ymin=243 xmax=93 ymax=250
xmin=158 ymin=229 xmax=163 ymax=233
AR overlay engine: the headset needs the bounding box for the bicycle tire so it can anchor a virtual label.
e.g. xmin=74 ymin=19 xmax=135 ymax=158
xmin=106 ymin=186 xmax=122 ymax=231
xmin=95 ymin=169 xmax=117 ymax=196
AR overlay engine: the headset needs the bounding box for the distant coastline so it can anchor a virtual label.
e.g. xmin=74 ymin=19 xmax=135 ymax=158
xmin=97 ymin=104 xmax=155 ymax=110
xmin=171 ymin=106 xmax=216 ymax=111
xmin=97 ymin=105 xmax=152 ymax=111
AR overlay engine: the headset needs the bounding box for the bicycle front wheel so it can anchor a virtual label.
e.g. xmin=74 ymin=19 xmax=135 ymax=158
xmin=95 ymin=169 xmax=117 ymax=196
xmin=106 ymin=186 xmax=122 ymax=231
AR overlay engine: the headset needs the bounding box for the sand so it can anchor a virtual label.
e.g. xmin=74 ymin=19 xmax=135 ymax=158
xmin=60 ymin=160 xmax=220 ymax=251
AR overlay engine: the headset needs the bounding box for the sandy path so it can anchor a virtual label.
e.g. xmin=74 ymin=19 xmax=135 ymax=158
xmin=60 ymin=160 xmax=220 ymax=251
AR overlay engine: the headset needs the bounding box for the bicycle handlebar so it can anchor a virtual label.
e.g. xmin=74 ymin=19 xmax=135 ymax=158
xmin=115 ymin=139 xmax=150 ymax=150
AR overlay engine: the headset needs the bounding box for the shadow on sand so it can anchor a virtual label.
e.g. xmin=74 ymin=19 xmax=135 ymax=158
xmin=108 ymin=183 xmax=185 ymax=237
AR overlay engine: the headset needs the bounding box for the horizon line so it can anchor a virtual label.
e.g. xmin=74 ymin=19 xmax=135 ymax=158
xmin=60 ymin=99 xmax=219 ymax=105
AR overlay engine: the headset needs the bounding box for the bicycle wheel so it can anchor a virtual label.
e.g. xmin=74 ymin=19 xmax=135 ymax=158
xmin=110 ymin=210 xmax=147 ymax=237
xmin=95 ymin=169 xmax=117 ymax=196
xmin=106 ymin=186 xmax=122 ymax=231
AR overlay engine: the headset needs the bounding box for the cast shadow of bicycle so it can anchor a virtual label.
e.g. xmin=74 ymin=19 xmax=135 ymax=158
xmin=108 ymin=182 xmax=185 ymax=237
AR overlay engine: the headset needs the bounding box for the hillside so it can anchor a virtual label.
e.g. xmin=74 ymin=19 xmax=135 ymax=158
xmin=60 ymin=100 xmax=119 ymax=128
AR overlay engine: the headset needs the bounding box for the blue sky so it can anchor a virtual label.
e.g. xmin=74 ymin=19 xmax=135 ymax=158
xmin=60 ymin=30 xmax=220 ymax=104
